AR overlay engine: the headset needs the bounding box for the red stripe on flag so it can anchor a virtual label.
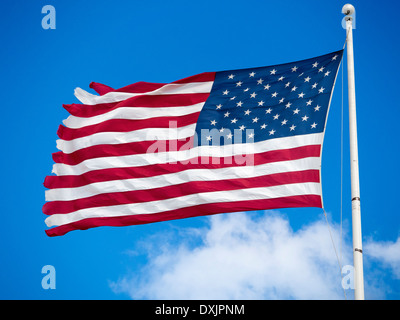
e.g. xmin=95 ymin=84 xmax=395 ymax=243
xmin=63 ymin=93 xmax=210 ymax=118
xmin=89 ymin=82 xmax=114 ymax=95
xmin=85 ymin=72 xmax=215 ymax=97
xmin=52 ymin=137 xmax=194 ymax=165
xmin=44 ymin=145 xmax=321 ymax=189
xmin=108 ymin=72 xmax=214 ymax=94
xmin=43 ymin=170 xmax=320 ymax=215
xmin=57 ymin=112 xmax=200 ymax=141
xmin=45 ymin=194 xmax=323 ymax=237
xmin=170 ymin=72 xmax=216 ymax=84
xmin=114 ymin=81 xmax=166 ymax=93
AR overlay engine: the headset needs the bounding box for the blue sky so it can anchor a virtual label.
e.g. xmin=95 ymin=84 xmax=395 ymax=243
xmin=0 ymin=0 xmax=399 ymax=299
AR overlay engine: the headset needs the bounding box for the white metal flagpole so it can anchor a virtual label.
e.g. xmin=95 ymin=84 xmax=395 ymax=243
xmin=342 ymin=4 xmax=365 ymax=300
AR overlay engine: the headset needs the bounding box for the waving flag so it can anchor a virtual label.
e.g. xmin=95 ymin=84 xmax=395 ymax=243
xmin=44 ymin=50 xmax=343 ymax=236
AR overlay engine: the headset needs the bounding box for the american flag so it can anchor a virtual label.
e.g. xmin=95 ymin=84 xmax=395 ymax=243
xmin=44 ymin=50 xmax=343 ymax=236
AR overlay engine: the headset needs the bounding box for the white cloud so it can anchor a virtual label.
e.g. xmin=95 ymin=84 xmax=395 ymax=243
xmin=364 ymin=236 xmax=400 ymax=278
xmin=110 ymin=211 xmax=355 ymax=300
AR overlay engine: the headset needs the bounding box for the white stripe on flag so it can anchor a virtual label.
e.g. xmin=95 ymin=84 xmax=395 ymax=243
xmin=63 ymin=103 xmax=205 ymax=129
xmin=46 ymin=157 xmax=321 ymax=201
xmin=53 ymin=133 xmax=323 ymax=175
xmin=56 ymin=124 xmax=197 ymax=154
xmin=74 ymin=81 xmax=214 ymax=105
xmin=45 ymin=182 xmax=321 ymax=227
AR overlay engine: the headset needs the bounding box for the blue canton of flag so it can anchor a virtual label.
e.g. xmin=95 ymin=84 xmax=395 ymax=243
xmin=195 ymin=50 xmax=343 ymax=146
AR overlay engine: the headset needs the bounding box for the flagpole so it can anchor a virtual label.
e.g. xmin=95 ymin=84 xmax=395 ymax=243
xmin=342 ymin=4 xmax=365 ymax=300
